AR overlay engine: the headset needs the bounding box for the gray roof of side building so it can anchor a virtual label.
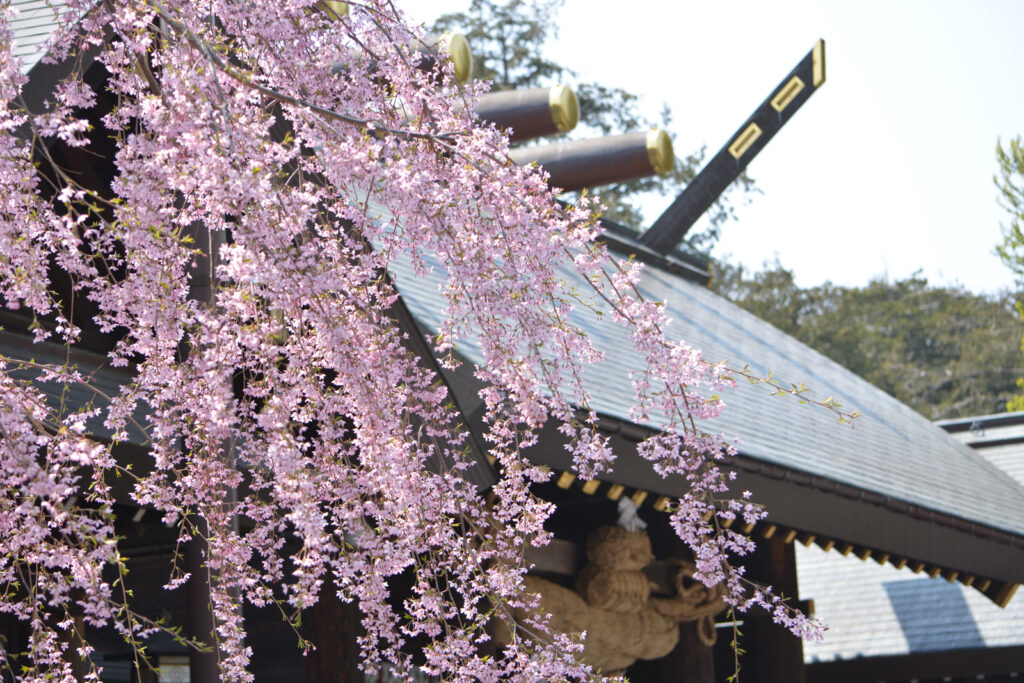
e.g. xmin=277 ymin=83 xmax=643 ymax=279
xmin=797 ymin=541 xmax=1024 ymax=662
xmin=938 ymin=410 xmax=1024 ymax=484
xmin=8 ymin=0 xmax=67 ymax=74
xmin=799 ymin=413 xmax=1024 ymax=665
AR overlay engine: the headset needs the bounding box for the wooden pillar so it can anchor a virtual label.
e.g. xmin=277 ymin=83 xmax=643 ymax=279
xmin=184 ymin=222 xmax=225 ymax=683
xmin=303 ymin=580 xmax=362 ymax=682
xmin=2 ymin=611 xmax=87 ymax=682
xmin=741 ymin=535 xmax=806 ymax=683
xmin=186 ymin=516 xmax=219 ymax=683
xmin=39 ymin=590 xmax=89 ymax=683
xmin=677 ymin=620 xmax=716 ymax=683
xmin=0 ymin=613 xmax=28 ymax=678
xmin=61 ymin=614 xmax=87 ymax=682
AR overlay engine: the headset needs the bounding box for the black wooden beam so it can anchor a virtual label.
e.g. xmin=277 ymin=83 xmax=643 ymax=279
xmin=640 ymin=39 xmax=826 ymax=254
xmin=509 ymin=415 xmax=1024 ymax=601
xmin=807 ymin=644 xmax=1024 ymax=682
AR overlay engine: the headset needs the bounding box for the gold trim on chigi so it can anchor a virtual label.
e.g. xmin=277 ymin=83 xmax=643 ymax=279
xmin=812 ymin=39 xmax=826 ymax=87
xmin=771 ymin=75 xmax=805 ymax=113
xmin=728 ymin=123 xmax=762 ymax=159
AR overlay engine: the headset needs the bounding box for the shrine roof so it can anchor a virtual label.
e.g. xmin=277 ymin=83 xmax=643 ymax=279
xmin=9 ymin=8 xmax=1024 ymax=597
xmin=380 ymin=205 xmax=1024 ymax=594
xmin=386 ymin=233 xmax=1024 ymax=539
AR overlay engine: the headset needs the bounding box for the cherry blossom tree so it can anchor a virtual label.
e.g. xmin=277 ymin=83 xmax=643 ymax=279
xmin=0 ymin=0 xmax=831 ymax=680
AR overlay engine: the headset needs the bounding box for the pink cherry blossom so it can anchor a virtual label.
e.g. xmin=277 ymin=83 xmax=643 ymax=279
xmin=0 ymin=1 xmax=837 ymax=680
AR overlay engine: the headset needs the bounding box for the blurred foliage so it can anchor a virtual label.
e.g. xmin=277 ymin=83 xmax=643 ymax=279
xmin=432 ymin=0 xmax=755 ymax=253
xmin=995 ymin=136 xmax=1024 ymax=411
xmin=711 ymin=259 xmax=1024 ymax=420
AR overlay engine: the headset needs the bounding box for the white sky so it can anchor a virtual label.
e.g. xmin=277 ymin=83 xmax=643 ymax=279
xmin=406 ymin=1 xmax=1024 ymax=294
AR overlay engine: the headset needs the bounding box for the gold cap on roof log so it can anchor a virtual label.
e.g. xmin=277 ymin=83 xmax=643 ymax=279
xmin=509 ymin=129 xmax=676 ymax=192
xmin=646 ymin=129 xmax=674 ymax=175
xmin=476 ymin=86 xmax=579 ymax=142
xmin=442 ymin=33 xmax=473 ymax=84
xmin=331 ymin=33 xmax=472 ymax=86
xmin=411 ymin=33 xmax=473 ymax=84
xmin=549 ymin=85 xmax=579 ymax=133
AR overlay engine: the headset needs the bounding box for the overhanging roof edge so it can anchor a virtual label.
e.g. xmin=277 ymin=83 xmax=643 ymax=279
xmin=590 ymin=409 xmax=1024 ymax=550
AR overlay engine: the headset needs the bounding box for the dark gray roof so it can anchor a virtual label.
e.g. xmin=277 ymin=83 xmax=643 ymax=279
xmin=383 ymin=223 xmax=1024 ymax=542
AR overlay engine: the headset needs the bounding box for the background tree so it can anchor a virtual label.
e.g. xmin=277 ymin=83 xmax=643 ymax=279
xmin=995 ymin=136 xmax=1024 ymax=411
xmin=432 ymin=0 xmax=755 ymax=252
xmin=995 ymin=137 xmax=1024 ymax=283
xmin=712 ymin=259 xmax=1024 ymax=419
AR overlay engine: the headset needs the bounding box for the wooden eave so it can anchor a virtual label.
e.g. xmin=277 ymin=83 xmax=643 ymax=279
xmin=508 ymin=412 xmax=1024 ymax=608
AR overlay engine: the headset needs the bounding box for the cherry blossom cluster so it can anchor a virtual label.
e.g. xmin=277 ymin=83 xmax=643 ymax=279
xmin=0 ymin=0 xmax=829 ymax=680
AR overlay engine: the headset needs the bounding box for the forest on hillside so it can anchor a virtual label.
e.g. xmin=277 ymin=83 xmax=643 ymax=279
xmin=712 ymin=136 xmax=1024 ymax=421
xmin=710 ymin=259 xmax=1023 ymax=420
